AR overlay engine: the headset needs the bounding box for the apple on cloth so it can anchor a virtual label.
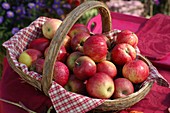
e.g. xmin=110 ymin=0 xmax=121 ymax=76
xmin=18 ymin=49 xmax=43 ymax=68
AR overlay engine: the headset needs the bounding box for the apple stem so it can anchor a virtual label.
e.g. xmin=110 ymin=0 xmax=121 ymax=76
xmin=75 ymin=61 xmax=80 ymax=66
xmin=0 ymin=98 xmax=36 ymax=113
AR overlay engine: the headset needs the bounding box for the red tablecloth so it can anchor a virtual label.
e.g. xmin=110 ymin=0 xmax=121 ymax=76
xmin=1 ymin=12 xmax=170 ymax=113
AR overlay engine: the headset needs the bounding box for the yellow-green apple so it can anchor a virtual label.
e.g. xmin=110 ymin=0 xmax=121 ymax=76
xmin=116 ymin=30 xmax=138 ymax=47
xmin=18 ymin=49 xmax=43 ymax=68
xmin=64 ymin=74 xmax=86 ymax=95
xmin=44 ymin=45 xmax=68 ymax=63
xmin=111 ymin=43 xmax=136 ymax=65
xmin=42 ymin=18 xmax=62 ymax=39
xmin=113 ymin=78 xmax=134 ymax=99
xmin=66 ymin=51 xmax=84 ymax=71
xmin=27 ymin=37 xmax=50 ymax=54
xmin=122 ymin=59 xmax=149 ymax=84
xmin=97 ymin=60 xmax=117 ymax=79
xmin=86 ymin=72 xmax=115 ymax=99
xmin=71 ymin=32 xmax=90 ymax=52
xmin=53 ymin=61 xmax=70 ymax=87
xmin=73 ymin=56 xmax=96 ymax=81
xmin=83 ymin=34 xmax=108 ymax=62
xmin=68 ymin=23 xmax=90 ymax=39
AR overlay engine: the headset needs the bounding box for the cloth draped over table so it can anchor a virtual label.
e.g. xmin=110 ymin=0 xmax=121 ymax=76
xmin=0 ymin=12 xmax=170 ymax=113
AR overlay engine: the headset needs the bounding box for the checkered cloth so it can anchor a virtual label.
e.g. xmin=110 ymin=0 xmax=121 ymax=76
xmin=2 ymin=17 xmax=170 ymax=113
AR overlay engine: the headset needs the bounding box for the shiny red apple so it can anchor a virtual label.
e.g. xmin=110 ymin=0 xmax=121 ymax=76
xmin=73 ymin=56 xmax=96 ymax=81
xmin=44 ymin=45 xmax=68 ymax=63
xmin=53 ymin=61 xmax=70 ymax=87
xmin=27 ymin=37 xmax=50 ymax=54
xmin=71 ymin=32 xmax=90 ymax=52
xmin=122 ymin=59 xmax=149 ymax=84
xmin=116 ymin=30 xmax=138 ymax=47
xmin=68 ymin=23 xmax=90 ymax=38
xmin=113 ymin=78 xmax=134 ymax=99
xmin=97 ymin=60 xmax=117 ymax=79
xmin=86 ymin=72 xmax=115 ymax=99
xmin=83 ymin=34 xmax=108 ymax=62
xmin=111 ymin=43 xmax=136 ymax=65
xmin=64 ymin=74 xmax=86 ymax=95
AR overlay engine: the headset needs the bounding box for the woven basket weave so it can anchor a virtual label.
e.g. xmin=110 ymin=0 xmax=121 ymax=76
xmin=6 ymin=1 xmax=154 ymax=112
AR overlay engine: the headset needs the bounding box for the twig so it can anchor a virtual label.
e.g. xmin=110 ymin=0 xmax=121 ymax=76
xmin=0 ymin=98 xmax=36 ymax=113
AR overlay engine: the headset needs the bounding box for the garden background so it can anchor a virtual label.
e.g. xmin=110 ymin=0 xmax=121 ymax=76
xmin=0 ymin=0 xmax=170 ymax=78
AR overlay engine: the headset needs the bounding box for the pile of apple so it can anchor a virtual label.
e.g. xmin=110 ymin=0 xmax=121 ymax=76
xmin=18 ymin=18 xmax=150 ymax=99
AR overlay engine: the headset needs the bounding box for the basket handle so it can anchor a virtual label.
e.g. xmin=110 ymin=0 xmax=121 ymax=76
xmin=41 ymin=1 xmax=112 ymax=95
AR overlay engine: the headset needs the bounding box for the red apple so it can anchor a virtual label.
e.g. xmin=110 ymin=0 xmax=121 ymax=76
xmin=42 ymin=18 xmax=62 ymax=39
xmin=44 ymin=46 xmax=68 ymax=63
xmin=64 ymin=74 xmax=86 ymax=95
xmin=86 ymin=72 xmax=115 ymax=99
xmin=111 ymin=43 xmax=136 ymax=65
xmin=18 ymin=49 xmax=42 ymax=68
xmin=27 ymin=37 xmax=50 ymax=54
xmin=53 ymin=61 xmax=70 ymax=87
xmin=97 ymin=60 xmax=117 ymax=79
xmin=83 ymin=34 xmax=108 ymax=62
xmin=113 ymin=78 xmax=134 ymax=99
xmin=68 ymin=23 xmax=90 ymax=38
xmin=34 ymin=58 xmax=45 ymax=74
xmin=71 ymin=32 xmax=90 ymax=52
xmin=63 ymin=35 xmax=71 ymax=52
xmin=122 ymin=59 xmax=149 ymax=84
xmin=73 ymin=56 xmax=96 ymax=81
xmin=66 ymin=51 xmax=84 ymax=71
xmin=116 ymin=30 xmax=138 ymax=47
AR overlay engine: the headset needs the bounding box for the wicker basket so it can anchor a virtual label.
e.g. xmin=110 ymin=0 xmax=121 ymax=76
xmin=6 ymin=1 xmax=154 ymax=112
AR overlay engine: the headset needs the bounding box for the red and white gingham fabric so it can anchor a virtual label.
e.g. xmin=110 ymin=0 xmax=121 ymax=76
xmin=49 ymin=81 xmax=104 ymax=113
xmin=3 ymin=16 xmax=50 ymax=81
xmin=2 ymin=16 xmax=170 ymax=113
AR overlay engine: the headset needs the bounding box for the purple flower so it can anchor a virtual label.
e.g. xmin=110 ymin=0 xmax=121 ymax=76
xmin=154 ymin=0 xmax=160 ymax=5
xmin=12 ymin=27 xmax=19 ymax=34
xmin=6 ymin=11 xmax=14 ymax=18
xmin=54 ymin=0 xmax=61 ymax=4
xmin=52 ymin=3 xmax=60 ymax=9
xmin=62 ymin=4 xmax=71 ymax=9
xmin=2 ymin=2 xmax=10 ymax=10
xmin=56 ymin=8 xmax=64 ymax=16
xmin=0 ymin=16 xmax=4 ymax=24
xmin=35 ymin=0 xmax=45 ymax=8
xmin=15 ymin=5 xmax=26 ymax=15
xmin=28 ymin=3 xmax=36 ymax=9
